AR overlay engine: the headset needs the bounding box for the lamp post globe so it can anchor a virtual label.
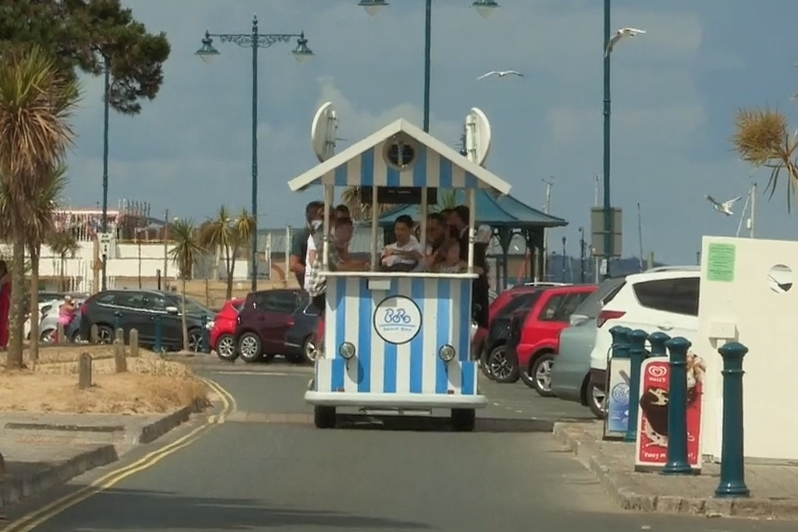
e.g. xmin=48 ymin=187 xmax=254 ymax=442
xmin=292 ymin=33 xmax=314 ymax=64
xmin=472 ymin=0 xmax=499 ymax=18
xmin=195 ymin=32 xmax=220 ymax=64
xmin=358 ymin=0 xmax=388 ymax=16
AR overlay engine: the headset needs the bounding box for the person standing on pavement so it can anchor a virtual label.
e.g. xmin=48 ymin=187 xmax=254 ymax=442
xmin=289 ymin=201 xmax=323 ymax=289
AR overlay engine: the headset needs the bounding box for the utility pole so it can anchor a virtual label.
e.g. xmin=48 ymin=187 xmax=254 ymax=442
xmin=578 ymin=227 xmax=586 ymax=283
xmin=749 ymin=182 xmax=756 ymax=238
xmin=593 ymin=174 xmax=600 ymax=207
xmin=542 ymin=177 xmax=554 ymax=279
xmin=561 ymin=236 xmax=567 ymax=283
xmin=163 ymin=209 xmax=169 ymax=289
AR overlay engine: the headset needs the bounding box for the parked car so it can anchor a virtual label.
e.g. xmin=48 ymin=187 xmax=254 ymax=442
xmin=283 ymin=296 xmax=322 ymax=364
xmin=211 ymin=298 xmax=245 ymax=361
xmin=234 ymin=289 xmax=305 ymax=363
xmin=550 ymin=276 xmax=627 ymax=418
xmin=39 ymin=297 xmax=87 ymax=343
xmin=493 ymin=284 xmax=598 ymax=395
xmin=79 ymin=289 xmax=216 ymax=350
xmin=588 ymin=266 xmax=700 ymax=395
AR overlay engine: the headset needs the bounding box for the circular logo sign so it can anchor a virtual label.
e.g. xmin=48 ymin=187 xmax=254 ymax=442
xmin=373 ymin=296 xmax=422 ymax=345
xmin=648 ymin=365 xmax=667 ymax=378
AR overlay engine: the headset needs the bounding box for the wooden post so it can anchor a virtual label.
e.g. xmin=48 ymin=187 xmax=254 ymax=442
xmin=129 ymin=328 xmax=139 ymax=358
xmin=56 ymin=323 xmax=65 ymax=344
xmin=114 ymin=340 xmax=127 ymax=373
xmin=78 ymin=353 xmax=92 ymax=389
xmin=92 ymin=236 xmax=101 ymax=293
xmin=90 ymin=324 xmax=99 ymax=343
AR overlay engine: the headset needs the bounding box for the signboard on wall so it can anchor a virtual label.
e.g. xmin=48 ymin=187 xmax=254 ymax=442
xmin=603 ymin=356 xmax=631 ymax=440
xmin=590 ymin=207 xmax=623 ymax=258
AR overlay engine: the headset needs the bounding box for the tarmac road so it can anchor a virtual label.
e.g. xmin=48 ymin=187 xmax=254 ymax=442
xmin=5 ymin=357 xmax=797 ymax=531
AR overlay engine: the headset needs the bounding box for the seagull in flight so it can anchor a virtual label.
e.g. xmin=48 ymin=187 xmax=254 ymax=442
xmin=477 ymin=70 xmax=524 ymax=80
xmin=605 ymin=27 xmax=646 ymax=57
xmin=706 ymin=195 xmax=742 ymax=216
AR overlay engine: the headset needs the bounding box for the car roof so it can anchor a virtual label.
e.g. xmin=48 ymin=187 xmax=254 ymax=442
xmin=624 ymin=267 xmax=700 ymax=284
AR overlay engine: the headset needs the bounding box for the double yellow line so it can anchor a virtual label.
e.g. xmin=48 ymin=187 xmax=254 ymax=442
xmin=1 ymin=377 xmax=236 ymax=532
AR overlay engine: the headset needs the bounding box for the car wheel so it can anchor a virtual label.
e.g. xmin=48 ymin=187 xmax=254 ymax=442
xmin=528 ymin=353 xmax=556 ymax=397
xmin=96 ymin=325 xmax=114 ymax=345
xmin=215 ymin=333 xmax=238 ymax=361
xmin=302 ymin=335 xmax=317 ymax=364
xmin=451 ymin=408 xmax=476 ymax=432
xmin=314 ymin=406 xmax=336 ymax=429
xmin=71 ymin=330 xmax=85 ymax=343
xmin=187 ymin=329 xmax=203 ymax=353
xmin=40 ymin=329 xmax=56 ymax=344
xmin=238 ymin=333 xmax=263 ymax=363
xmin=586 ymin=380 xmax=606 ymax=419
xmin=487 ymin=345 xmax=519 ymax=383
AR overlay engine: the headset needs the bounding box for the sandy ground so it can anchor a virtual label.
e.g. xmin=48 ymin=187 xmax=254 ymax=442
xmin=0 ymin=346 xmax=207 ymax=415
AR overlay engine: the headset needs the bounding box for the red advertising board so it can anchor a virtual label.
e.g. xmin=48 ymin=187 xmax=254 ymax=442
xmin=634 ymin=357 xmax=704 ymax=472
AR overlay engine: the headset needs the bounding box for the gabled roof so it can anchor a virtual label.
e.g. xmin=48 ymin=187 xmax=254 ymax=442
xmin=287 ymin=118 xmax=512 ymax=195
xmin=376 ymin=189 xmax=568 ymax=228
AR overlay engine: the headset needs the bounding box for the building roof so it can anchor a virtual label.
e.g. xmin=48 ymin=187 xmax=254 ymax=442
xmin=286 ymin=118 xmax=512 ymax=195
xmin=376 ymin=189 xmax=568 ymax=228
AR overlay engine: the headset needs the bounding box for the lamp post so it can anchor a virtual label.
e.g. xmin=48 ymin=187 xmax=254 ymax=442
xmin=101 ymin=56 xmax=110 ymax=291
xmin=602 ymin=0 xmax=612 ymax=279
xmin=196 ymin=15 xmax=313 ymax=292
xmin=357 ymin=0 xmax=498 ymax=133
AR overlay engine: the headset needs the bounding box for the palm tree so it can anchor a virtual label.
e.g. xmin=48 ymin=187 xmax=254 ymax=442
xmin=339 ymin=187 xmax=396 ymax=220
xmin=0 ymin=45 xmax=80 ymax=369
xmin=731 ymin=107 xmax=798 ymax=210
xmin=168 ymin=219 xmax=203 ymax=351
xmin=436 ymin=190 xmax=459 ymax=211
xmin=199 ymin=206 xmax=256 ymax=299
xmin=48 ymin=227 xmax=80 ymax=291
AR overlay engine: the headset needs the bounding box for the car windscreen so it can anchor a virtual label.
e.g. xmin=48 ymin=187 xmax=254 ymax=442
xmin=571 ymin=277 xmax=626 ymax=318
xmin=496 ymin=291 xmax=542 ymax=319
xmin=174 ymin=297 xmax=215 ymax=316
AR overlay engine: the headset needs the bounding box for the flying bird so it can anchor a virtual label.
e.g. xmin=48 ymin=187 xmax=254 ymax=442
xmin=706 ymin=195 xmax=742 ymax=216
xmin=476 ymin=70 xmax=524 ymax=80
xmin=605 ymin=27 xmax=646 ymax=57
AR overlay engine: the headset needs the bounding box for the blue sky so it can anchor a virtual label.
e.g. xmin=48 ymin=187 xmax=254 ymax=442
xmin=64 ymin=0 xmax=798 ymax=264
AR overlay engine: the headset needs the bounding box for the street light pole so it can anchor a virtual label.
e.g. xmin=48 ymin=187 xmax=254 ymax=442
xmin=101 ymin=57 xmax=110 ymax=291
xmin=196 ymin=16 xmax=313 ymax=293
xmin=602 ymin=0 xmax=612 ymax=279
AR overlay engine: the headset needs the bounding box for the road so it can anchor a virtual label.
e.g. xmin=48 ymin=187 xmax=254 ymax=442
xmin=4 ymin=357 xmax=795 ymax=531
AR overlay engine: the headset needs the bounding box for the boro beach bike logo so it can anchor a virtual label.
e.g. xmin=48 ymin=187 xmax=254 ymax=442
xmin=373 ymin=296 xmax=422 ymax=344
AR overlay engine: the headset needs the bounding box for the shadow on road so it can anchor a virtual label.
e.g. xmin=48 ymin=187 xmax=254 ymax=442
xmin=50 ymin=488 xmax=430 ymax=530
xmin=336 ymin=414 xmax=592 ymax=433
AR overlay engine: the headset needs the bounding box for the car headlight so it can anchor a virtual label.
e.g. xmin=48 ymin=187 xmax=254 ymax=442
xmin=339 ymin=342 xmax=356 ymax=359
xmin=205 ymin=320 xmax=215 ymax=330
xmin=438 ymin=344 xmax=456 ymax=362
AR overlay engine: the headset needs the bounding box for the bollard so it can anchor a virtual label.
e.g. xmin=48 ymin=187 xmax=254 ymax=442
xmin=648 ymin=332 xmax=670 ymax=357
xmin=662 ymin=337 xmax=693 ymax=475
xmin=90 ymin=324 xmax=99 ymax=344
xmin=114 ymin=340 xmax=127 ymax=373
xmin=714 ymin=342 xmax=750 ymax=498
xmin=115 ymin=327 xmax=124 ymax=345
xmin=605 ymin=326 xmax=632 ymax=439
xmin=113 ymin=310 xmax=121 ymax=331
xmin=129 ymin=329 xmax=139 ymax=358
xmin=200 ymin=314 xmax=211 ymax=354
xmin=154 ymin=314 xmax=163 ymax=353
xmin=78 ymin=353 xmax=93 ymax=389
xmin=56 ymin=323 xmax=65 ymax=344
xmin=624 ymin=329 xmax=649 ymax=442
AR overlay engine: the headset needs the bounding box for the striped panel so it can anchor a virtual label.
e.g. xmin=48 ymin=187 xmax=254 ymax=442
xmin=316 ymin=276 xmax=477 ymax=396
xmin=321 ymin=143 xmax=485 ymax=189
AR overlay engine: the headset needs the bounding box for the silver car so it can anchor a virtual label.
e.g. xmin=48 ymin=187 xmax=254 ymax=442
xmin=550 ymin=277 xmax=626 ymax=419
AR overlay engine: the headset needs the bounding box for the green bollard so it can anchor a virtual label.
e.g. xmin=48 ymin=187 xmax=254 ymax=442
xmin=113 ymin=310 xmax=121 ymax=331
xmin=605 ymin=326 xmax=632 ymax=436
xmin=154 ymin=314 xmax=163 ymax=353
xmin=624 ymin=329 xmax=649 ymax=442
xmin=714 ymin=342 xmax=750 ymax=498
xmin=200 ymin=314 xmax=211 ymax=354
xmin=648 ymin=332 xmax=670 ymax=357
xmin=662 ymin=337 xmax=693 ymax=475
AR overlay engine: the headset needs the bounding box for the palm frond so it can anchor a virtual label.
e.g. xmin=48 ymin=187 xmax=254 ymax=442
xmin=168 ymin=219 xmax=203 ymax=279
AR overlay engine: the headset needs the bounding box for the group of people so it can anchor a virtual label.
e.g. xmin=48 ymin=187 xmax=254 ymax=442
xmin=288 ymin=201 xmax=490 ymax=329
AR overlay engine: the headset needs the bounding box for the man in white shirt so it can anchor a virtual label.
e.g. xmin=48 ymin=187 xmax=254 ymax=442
xmin=381 ymin=215 xmax=423 ymax=270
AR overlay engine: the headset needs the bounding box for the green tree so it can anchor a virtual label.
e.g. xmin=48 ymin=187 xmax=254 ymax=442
xmin=0 ymin=0 xmax=170 ymax=115
xmin=168 ymin=219 xmax=203 ymax=352
xmin=48 ymin=227 xmax=80 ymax=291
xmin=199 ymin=206 xmax=256 ymax=299
xmin=339 ymin=187 xmax=396 ymax=220
xmin=0 ymin=45 xmax=80 ymax=370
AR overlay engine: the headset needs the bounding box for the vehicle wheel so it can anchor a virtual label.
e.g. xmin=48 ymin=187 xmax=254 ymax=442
xmin=487 ymin=345 xmax=519 ymax=383
xmin=479 ymin=348 xmax=493 ymax=378
xmin=215 ymin=333 xmax=238 ymax=361
xmin=71 ymin=330 xmax=85 ymax=343
xmin=187 ymin=329 xmax=203 ymax=353
xmin=314 ymin=406 xmax=336 ymax=429
xmin=527 ymin=353 xmax=556 ymax=397
xmin=96 ymin=325 xmax=114 ymax=345
xmin=238 ymin=333 xmax=263 ymax=363
xmin=40 ymin=329 xmax=56 ymax=344
xmin=451 ymin=408 xmax=476 ymax=432
xmin=302 ymin=335 xmax=316 ymax=364
xmin=586 ymin=380 xmax=606 ymax=419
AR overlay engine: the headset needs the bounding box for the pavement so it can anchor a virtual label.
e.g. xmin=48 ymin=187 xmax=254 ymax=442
xmin=2 ymin=356 xmax=798 ymax=531
xmin=554 ymin=420 xmax=798 ymax=520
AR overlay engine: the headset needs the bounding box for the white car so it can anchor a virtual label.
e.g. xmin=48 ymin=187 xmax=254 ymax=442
xmin=588 ymin=266 xmax=700 ymax=389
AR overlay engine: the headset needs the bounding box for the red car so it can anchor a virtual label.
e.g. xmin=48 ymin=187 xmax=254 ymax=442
xmin=211 ymin=298 xmax=245 ymax=361
xmin=497 ymin=285 xmax=598 ymax=395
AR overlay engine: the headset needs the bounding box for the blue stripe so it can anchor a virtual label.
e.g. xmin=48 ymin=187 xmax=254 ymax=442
xmin=435 ymin=279 xmax=451 ymax=394
xmin=382 ymin=279 xmax=398 ymax=393
xmin=439 ymin=157 xmax=453 ymax=188
xmin=412 ymin=146 xmax=427 ymax=186
xmin=360 ymin=148 xmax=374 ymax=187
xmin=458 ymin=279 xmax=475 ymax=395
xmin=356 ymin=279 xmax=372 ymax=392
xmin=386 ymin=165 xmax=400 ymax=187
xmin=331 ymin=278 xmax=346 ymax=391
xmin=464 ymin=171 xmax=479 ymax=189
xmin=334 ymin=161 xmax=348 ymax=186
xmin=409 ymin=278 xmax=425 ymax=393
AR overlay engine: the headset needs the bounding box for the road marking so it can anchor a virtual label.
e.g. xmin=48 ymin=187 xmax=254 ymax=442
xmin=1 ymin=377 xmax=236 ymax=532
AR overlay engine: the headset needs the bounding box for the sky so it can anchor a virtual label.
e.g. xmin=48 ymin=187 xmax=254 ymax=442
xmin=63 ymin=0 xmax=798 ymax=265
